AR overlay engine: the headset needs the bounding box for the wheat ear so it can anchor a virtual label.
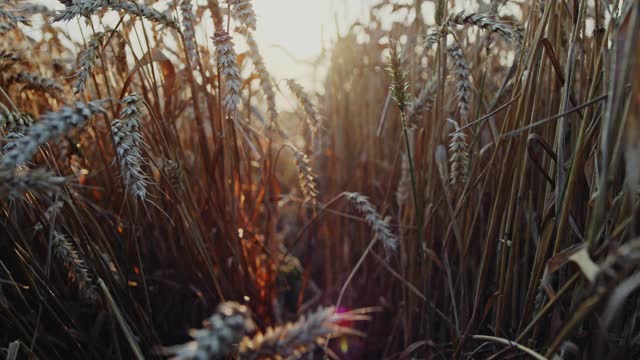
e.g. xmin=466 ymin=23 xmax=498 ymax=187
xmin=212 ymin=30 xmax=242 ymax=114
xmin=285 ymin=144 xmax=319 ymax=207
xmin=51 ymin=231 xmax=98 ymax=304
xmin=0 ymin=103 xmax=34 ymax=130
xmin=227 ymin=0 xmax=256 ymax=32
xmin=55 ymin=1 xmax=178 ymax=28
xmin=74 ymin=31 xmax=109 ymax=95
xmin=162 ymin=302 xmax=255 ymax=359
xmin=239 ymin=306 xmax=369 ymax=359
xmin=180 ymin=0 xmax=200 ymax=69
xmin=0 ymin=168 xmax=66 ymax=200
xmin=111 ymin=93 xmax=150 ymax=201
xmin=447 ymin=11 xmax=523 ymax=44
xmin=287 ymin=79 xmax=321 ymax=133
xmin=0 ymin=8 xmax=30 ymax=34
xmin=1 ymin=101 xmax=104 ymax=170
xmin=245 ymin=32 xmax=278 ymax=125
xmin=344 ymin=192 xmax=398 ymax=254
xmin=8 ymin=71 xmax=64 ymax=98
xmin=0 ymin=50 xmax=23 ymax=71
xmin=448 ymin=119 xmax=469 ymax=187
xmin=447 ymin=42 xmax=472 ymax=122
xmin=407 ymin=79 xmax=436 ymax=122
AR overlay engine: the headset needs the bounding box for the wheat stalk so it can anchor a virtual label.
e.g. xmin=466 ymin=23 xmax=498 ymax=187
xmin=286 ymin=144 xmax=319 ymax=207
xmin=245 ymin=32 xmax=278 ymax=125
xmin=51 ymin=231 xmax=99 ymax=304
xmin=227 ymin=0 xmax=256 ymax=32
xmin=111 ymin=93 xmax=149 ymax=201
xmin=239 ymin=306 xmax=369 ymax=359
xmin=447 ymin=11 xmax=523 ymax=45
xmin=1 ymin=101 xmax=104 ymax=171
xmin=448 ymin=119 xmax=469 ymax=187
xmin=387 ymin=38 xmax=422 ymax=258
xmin=287 ymin=79 xmax=320 ymax=133
xmin=344 ymin=192 xmax=398 ymax=254
xmin=447 ymin=42 xmax=472 ymax=122
xmin=162 ymin=302 xmax=255 ymax=359
xmin=212 ymin=30 xmax=242 ymax=114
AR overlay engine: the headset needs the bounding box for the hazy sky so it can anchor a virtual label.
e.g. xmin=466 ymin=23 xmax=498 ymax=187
xmin=35 ymin=0 xmax=381 ymax=91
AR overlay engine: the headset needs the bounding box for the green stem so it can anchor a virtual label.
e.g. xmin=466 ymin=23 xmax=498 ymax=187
xmin=401 ymin=112 xmax=423 ymax=261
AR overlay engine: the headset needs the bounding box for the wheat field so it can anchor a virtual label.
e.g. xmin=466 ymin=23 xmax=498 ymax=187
xmin=1 ymin=0 xmax=639 ymax=359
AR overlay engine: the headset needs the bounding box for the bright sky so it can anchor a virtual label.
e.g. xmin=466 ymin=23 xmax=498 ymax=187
xmin=36 ymin=0 xmax=381 ymax=91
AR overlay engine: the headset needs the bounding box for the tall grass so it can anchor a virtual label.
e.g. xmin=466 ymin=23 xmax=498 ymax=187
xmin=1 ymin=0 xmax=639 ymax=359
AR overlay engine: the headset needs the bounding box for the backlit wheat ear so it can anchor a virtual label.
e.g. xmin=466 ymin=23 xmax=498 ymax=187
xmin=51 ymin=231 xmax=99 ymax=304
xmin=447 ymin=42 xmax=472 ymax=122
xmin=112 ymin=93 xmax=150 ymax=201
xmin=8 ymin=71 xmax=64 ymax=99
xmin=74 ymin=31 xmax=109 ymax=95
xmin=447 ymin=11 xmax=523 ymax=45
xmin=1 ymin=101 xmax=105 ymax=171
xmin=387 ymin=39 xmax=410 ymax=113
xmin=287 ymin=79 xmax=320 ymax=133
xmin=448 ymin=119 xmax=469 ymax=187
xmin=344 ymin=192 xmax=398 ymax=254
xmin=245 ymin=32 xmax=278 ymax=125
xmin=0 ymin=168 xmax=66 ymax=200
xmin=180 ymin=0 xmax=199 ymax=69
xmin=162 ymin=302 xmax=255 ymax=359
xmin=0 ymin=8 xmax=30 ymax=34
xmin=55 ymin=1 xmax=178 ymax=28
xmin=239 ymin=306 xmax=370 ymax=359
xmin=286 ymin=144 xmax=319 ymax=207
xmin=227 ymin=0 xmax=256 ymax=32
xmin=212 ymin=30 xmax=242 ymax=115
